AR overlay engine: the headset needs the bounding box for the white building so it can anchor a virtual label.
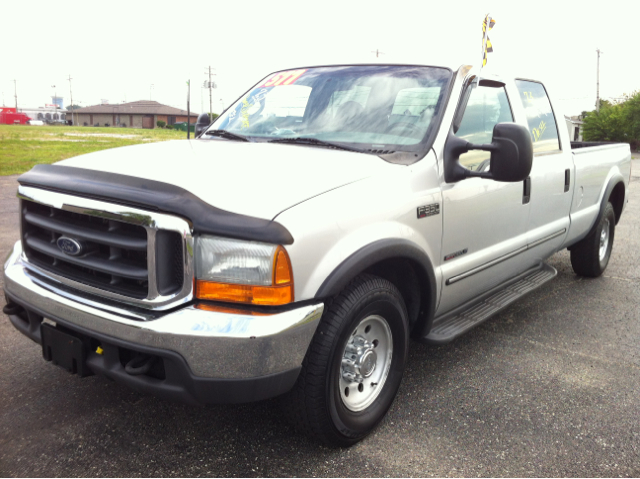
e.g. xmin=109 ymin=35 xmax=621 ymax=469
xmin=565 ymin=115 xmax=584 ymax=142
xmin=19 ymin=105 xmax=67 ymax=123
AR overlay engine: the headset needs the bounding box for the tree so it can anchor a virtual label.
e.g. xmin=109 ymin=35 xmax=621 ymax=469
xmin=622 ymin=91 xmax=640 ymax=150
xmin=66 ymin=104 xmax=81 ymax=111
xmin=582 ymin=95 xmax=636 ymax=146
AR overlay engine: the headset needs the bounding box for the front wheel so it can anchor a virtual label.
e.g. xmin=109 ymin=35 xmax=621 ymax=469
xmin=570 ymin=202 xmax=616 ymax=277
xmin=286 ymin=274 xmax=409 ymax=446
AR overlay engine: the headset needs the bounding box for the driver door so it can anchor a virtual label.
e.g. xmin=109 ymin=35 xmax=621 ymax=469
xmin=437 ymin=83 xmax=530 ymax=315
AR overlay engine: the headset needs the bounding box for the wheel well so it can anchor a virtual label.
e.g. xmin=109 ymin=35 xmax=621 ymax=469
xmin=609 ymin=182 xmax=625 ymax=224
xmin=363 ymin=258 xmax=432 ymax=336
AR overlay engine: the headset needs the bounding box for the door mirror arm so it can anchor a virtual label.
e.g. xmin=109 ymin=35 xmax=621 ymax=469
xmin=444 ymin=135 xmax=494 ymax=182
xmin=444 ymin=123 xmax=533 ymax=184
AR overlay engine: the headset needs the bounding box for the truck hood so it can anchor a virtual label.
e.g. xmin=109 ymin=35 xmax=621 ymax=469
xmin=56 ymin=139 xmax=401 ymax=220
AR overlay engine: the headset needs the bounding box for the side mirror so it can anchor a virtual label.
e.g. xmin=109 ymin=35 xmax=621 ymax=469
xmin=195 ymin=113 xmax=212 ymax=138
xmin=444 ymin=122 xmax=533 ymax=183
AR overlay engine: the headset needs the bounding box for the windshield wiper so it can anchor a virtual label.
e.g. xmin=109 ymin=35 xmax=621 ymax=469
xmin=204 ymin=129 xmax=250 ymax=142
xmin=268 ymin=137 xmax=366 ymax=153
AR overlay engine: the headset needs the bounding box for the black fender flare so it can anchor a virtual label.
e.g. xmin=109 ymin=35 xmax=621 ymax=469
xmin=568 ymin=174 xmax=625 ymax=250
xmin=315 ymin=238 xmax=437 ymax=337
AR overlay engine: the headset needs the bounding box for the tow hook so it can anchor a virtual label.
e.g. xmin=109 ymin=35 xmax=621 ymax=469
xmin=2 ymin=302 xmax=24 ymax=316
xmin=124 ymin=355 xmax=156 ymax=376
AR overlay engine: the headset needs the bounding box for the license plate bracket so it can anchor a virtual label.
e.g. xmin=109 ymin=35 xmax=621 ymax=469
xmin=41 ymin=323 xmax=93 ymax=377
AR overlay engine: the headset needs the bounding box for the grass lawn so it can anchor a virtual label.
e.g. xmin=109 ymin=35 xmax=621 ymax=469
xmin=0 ymin=125 xmax=191 ymax=176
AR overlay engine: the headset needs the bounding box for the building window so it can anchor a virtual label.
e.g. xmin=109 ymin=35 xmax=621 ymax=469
xmin=168 ymin=116 xmax=177 ymax=125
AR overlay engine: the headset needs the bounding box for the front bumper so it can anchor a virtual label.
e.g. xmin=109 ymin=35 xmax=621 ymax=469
xmin=3 ymin=241 xmax=324 ymax=404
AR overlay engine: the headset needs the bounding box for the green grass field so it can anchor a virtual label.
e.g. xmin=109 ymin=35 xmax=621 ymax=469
xmin=0 ymin=125 xmax=191 ymax=176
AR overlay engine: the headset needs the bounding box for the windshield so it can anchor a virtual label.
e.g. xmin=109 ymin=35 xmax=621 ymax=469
xmin=206 ymin=65 xmax=452 ymax=157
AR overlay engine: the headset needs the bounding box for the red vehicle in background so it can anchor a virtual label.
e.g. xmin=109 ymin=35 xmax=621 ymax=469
xmin=0 ymin=107 xmax=31 ymax=125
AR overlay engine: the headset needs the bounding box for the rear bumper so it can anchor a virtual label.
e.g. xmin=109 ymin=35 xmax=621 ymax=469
xmin=3 ymin=241 xmax=324 ymax=404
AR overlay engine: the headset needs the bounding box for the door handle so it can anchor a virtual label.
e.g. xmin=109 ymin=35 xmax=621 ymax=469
xmin=564 ymin=169 xmax=570 ymax=192
xmin=523 ymin=177 xmax=531 ymax=204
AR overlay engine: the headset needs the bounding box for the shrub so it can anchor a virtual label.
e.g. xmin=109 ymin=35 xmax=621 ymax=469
xmin=157 ymin=120 xmax=166 ymax=128
xmin=166 ymin=124 xmax=173 ymax=130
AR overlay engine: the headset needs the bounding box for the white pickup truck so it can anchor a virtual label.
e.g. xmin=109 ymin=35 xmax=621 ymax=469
xmin=3 ymin=63 xmax=631 ymax=446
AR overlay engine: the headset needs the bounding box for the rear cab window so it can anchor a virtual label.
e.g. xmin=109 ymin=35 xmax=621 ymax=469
xmin=515 ymin=80 xmax=561 ymax=154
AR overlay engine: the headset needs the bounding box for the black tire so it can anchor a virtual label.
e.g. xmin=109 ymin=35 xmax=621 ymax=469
xmin=285 ymin=274 xmax=409 ymax=446
xmin=570 ymin=202 xmax=615 ymax=277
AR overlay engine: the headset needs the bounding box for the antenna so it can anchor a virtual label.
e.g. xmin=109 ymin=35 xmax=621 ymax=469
xmin=371 ymin=49 xmax=385 ymax=58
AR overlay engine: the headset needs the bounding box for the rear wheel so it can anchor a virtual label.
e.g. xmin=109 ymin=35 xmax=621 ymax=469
xmin=286 ymin=274 xmax=409 ymax=446
xmin=570 ymin=202 xmax=615 ymax=277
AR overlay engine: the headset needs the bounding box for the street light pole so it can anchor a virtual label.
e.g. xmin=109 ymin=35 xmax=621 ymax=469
xmin=68 ymin=75 xmax=74 ymax=126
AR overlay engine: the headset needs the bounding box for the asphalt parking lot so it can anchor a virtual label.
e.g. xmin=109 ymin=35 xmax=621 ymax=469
xmin=1 ymin=159 xmax=639 ymax=477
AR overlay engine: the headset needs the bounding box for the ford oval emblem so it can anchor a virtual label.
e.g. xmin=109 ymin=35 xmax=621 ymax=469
xmin=57 ymin=236 xmax=83 ymax=256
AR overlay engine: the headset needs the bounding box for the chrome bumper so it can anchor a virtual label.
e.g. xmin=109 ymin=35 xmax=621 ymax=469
xmin=3 ymin=241 xmax=324 ymax=379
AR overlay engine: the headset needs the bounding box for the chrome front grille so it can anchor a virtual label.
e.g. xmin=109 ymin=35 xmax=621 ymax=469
xmin=23 ymin=200 xmax=151 ymax=298
xmin=18 ymin=186 xmax=194 ymax=310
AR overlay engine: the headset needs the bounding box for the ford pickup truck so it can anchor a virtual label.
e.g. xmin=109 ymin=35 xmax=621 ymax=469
xmin=3 ymin=64 xmax=631 ymax=446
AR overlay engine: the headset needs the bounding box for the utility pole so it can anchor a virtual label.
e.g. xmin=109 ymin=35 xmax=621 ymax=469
xmin=186 ymin=80 xmax=191 ymax=139
xmin=204 ymin=66 xmax=216 ymax=120
xmin=596 ymin=48 xmax=603 ymax=112
xmin=13 ymin=80 xmax=17 ymax=110
xmin=68 ymin=75 xmax=74 ymax=125
xmin=371 ymin=49 xmax=384 ymax=58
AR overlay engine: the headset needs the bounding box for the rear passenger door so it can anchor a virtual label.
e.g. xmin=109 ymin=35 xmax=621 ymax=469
xmin=438 ymin=82 xmax=530 ymax=315
xmin=514 ymin=80 xmax=573 ymax=258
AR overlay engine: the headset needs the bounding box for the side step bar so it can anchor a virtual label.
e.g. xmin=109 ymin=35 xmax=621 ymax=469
xmin=423 ymin=263 xmax=557 ymax=344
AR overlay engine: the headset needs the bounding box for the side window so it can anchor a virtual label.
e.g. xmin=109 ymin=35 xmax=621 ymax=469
xmin=455 ymin=85 xmax=513 ymax=171
xmin=515 ymin=80 xmax=560 ymax=153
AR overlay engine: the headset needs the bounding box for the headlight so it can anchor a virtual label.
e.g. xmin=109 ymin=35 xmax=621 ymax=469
xmin=195 ymin=235 xmax=293 ymax=306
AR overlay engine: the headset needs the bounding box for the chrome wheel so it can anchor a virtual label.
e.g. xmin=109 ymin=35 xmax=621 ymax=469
xmin=339 ymin=314 xmax=393 ymax=412
xmin=599 ymin=218 xmax=610 ymax=261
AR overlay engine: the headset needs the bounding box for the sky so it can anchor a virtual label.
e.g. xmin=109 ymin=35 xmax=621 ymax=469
xmin=2 ymin=0 xmax=638 ymax=117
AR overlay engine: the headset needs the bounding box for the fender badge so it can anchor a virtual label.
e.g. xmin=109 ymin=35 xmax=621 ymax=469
xmin=57 ymin=236 xmax=84 ymax=256
xmin=417 ymin=203 xmax=440 ymax=219
xmin=444 ymin=248 xmax=468 ymax=261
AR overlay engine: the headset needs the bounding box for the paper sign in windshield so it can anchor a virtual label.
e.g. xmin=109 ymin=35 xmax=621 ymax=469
xmin=259 ymin=69 xmax=307 ymax=88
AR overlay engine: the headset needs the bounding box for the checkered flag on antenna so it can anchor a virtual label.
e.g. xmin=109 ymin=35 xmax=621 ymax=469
xmin=482 ymin=14 xmax=496 ymax=67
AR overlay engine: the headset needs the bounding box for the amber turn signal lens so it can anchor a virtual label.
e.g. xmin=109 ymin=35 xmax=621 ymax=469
xmin=274 ymin=246 xmax=293 ymax=285
xmin=196 ymin=281 xmax=293 ymax=306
